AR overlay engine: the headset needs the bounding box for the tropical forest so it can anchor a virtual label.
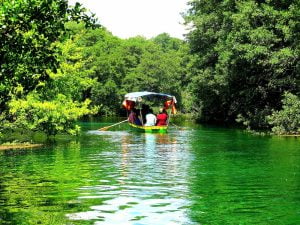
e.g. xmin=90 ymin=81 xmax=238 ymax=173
xmin=1 ymin=0 xmax=299 ymax=141
xmin=0 ymin=1 xmax=300 ymax=224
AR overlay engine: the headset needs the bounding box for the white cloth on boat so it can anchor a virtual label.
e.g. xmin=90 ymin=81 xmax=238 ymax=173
xmin=145 ymin=113 xmax=157 ymax=126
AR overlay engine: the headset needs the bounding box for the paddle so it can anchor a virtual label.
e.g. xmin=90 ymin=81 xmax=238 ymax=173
xmin=98 ymin=119 xmax=128 ymax=131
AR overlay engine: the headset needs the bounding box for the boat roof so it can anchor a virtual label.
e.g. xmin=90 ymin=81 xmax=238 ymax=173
xmin=125 ymin=91 xmax=177 ymax=103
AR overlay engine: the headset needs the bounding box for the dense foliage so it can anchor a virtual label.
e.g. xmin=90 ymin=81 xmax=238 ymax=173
xmin=267 ymin=92 xmax=300 ymax=135
xmin=0 ymin=0 xmax=97 ymax=139
xmin=0 ymin=0 xmax=96 ymax=107
xmin=0 ymin=0 xmax=189 ymax=139
xmin=64 ymin=24 xmax=190 ymax=116
xmin=7 ymin=94 xmax=94 ymax=136
xmin=184 ymin=0 xmax=300 ymax=131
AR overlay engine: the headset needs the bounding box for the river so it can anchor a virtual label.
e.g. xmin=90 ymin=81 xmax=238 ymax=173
xmin=0 ymin=121 xmax=299 ymax=224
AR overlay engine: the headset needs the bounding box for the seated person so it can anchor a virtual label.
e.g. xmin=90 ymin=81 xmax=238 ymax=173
xmin=156 ymin=108 xmax=168 ymax=126
xmin=141 ymin=104 xmax=150 ymax=124
xmin=128 ymin=108 xmax=142 ymax=125
xmin=144 ymin=108 xmax=157 ymax=126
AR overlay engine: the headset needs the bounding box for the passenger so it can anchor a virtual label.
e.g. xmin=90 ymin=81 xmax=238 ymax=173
xmin=141 ymin=104 xmax=150 ymax=124
xmin=128 ymin=108 xmax=142 ymax=125
xmin=145 ymin=108 xmax=157 ymax=126
xmin=156 ymin=108 xmax=168 ymax=126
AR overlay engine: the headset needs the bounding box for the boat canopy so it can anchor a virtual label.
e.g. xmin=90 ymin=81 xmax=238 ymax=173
xmin=124 ymin=91 xmax=177 ymax=103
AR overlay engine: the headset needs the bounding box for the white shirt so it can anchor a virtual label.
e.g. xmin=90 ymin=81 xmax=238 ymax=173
xmin=145 ymin=113 xmax=157 ymax=126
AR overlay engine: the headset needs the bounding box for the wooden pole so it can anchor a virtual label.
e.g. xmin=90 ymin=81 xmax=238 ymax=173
xmin=98 ymin=119 xmax=128 ymax=131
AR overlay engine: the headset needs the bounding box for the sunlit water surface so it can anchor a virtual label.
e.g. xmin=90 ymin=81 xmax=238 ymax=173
xmin=0 ymin=121 xmax=300 ymax=224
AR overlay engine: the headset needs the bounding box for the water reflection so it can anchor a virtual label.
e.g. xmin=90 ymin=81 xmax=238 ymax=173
xmin=67 ymin=131 xmax=192 ymax=224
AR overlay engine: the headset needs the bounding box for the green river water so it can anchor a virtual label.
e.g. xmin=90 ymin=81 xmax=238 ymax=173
xmin=0 ymin=121 xmax=299 ymax=225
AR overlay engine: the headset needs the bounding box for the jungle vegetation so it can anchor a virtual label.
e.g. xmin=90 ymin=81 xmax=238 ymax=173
xmin=184 ymin=0 xmax=300 ymax=134
xmin=0 ymin=0 xmax=299 ymax=140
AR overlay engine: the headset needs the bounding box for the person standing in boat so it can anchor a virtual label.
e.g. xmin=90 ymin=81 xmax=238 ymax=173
xmin=145 ymin=108 xmax=156 ymax=126
xmin=156 ymin=108 xmax=168 ymax=126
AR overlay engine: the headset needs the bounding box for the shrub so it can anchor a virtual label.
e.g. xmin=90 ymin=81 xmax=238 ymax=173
xmin=6 ymin=93 xmax=96 ymax=136
xmin=267 ymin=92 xmax=300 ymax=135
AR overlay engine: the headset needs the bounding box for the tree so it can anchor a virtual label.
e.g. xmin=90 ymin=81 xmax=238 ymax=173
xmin=184 ymin=0 xmax=300 ymax=129
xmin=67 ymin=24 xmax=125 ymax=115
xmin=152 ymin=33 xmax=182 ymax=51
xmin=122 ymin=35 xmax=190 ymax=108
xmin=45 ymin=23 xmax=97 ymax=102
xmin=64 ymin=28 xmax=190 ymax=115
xmin=122 ymin=45 xmax=183 ymax=95
xmin=0 ymin=0 xmax=97 ymax=138
xmin=0 ymin=0 xmax=97 ymax=109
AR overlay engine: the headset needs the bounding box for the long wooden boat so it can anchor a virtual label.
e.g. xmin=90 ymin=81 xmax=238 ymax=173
xmin=123 ymin=91 xmax=177 ymax=133
xmin=129 ymin=123 xmax=168 ymax=133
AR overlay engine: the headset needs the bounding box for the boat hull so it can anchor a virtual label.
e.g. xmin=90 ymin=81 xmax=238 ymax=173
xmin=129 ymin=123 xmax=168 ymax=133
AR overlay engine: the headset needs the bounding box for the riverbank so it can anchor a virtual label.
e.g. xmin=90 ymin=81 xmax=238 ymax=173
xmin=280 ymin=134 xmax=300 ymax=137
xmin=0 ymin=143 xmax=43 ymax=150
